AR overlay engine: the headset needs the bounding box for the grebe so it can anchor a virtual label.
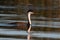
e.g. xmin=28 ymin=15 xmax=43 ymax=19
xmin=9 ymin=10 xmax=34 ymax=33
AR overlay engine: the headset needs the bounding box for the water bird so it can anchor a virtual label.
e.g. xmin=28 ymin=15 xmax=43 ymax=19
xmin=9 ymin=10 xmax=34 ymax=33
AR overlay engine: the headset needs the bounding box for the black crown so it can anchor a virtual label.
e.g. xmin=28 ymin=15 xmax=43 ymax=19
xmin=27 ymin=10 xmax=33 ymax=12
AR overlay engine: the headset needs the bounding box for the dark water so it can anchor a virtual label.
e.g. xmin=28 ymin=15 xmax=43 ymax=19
xmin=0 ymin=0 xmax=60 ymax=39
xmin=0 ymin=14 xmax=60 ymax=40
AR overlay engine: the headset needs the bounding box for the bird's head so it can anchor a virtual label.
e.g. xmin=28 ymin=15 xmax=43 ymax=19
xmin=27 ymin=10 xmax=34 ymax=14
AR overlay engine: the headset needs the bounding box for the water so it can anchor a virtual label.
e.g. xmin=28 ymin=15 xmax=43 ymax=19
xmin=0 ymin=14 xmax=60 ymax=40
xmin=0 ymin=1 xmax=60 ymax=40
xmin=0 ymin=29 xmax=60 ymax=38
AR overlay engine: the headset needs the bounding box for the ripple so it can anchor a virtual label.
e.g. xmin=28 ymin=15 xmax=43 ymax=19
xmin=0 ymin=29 xmax=60 ymax=39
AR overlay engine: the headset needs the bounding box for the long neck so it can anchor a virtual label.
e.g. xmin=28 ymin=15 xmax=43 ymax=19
xmin=28 ymin=12 xmax=31 ymax=24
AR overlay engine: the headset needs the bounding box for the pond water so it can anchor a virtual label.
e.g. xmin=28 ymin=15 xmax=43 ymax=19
xmin=0 ymin=14 xmax=60 ymax=40
xmin=0 ymin=1 xmax=60 ymax=40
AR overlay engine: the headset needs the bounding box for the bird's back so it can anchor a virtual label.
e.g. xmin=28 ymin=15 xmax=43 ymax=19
xmin=9 ymin=22 xmax=27 ymax=30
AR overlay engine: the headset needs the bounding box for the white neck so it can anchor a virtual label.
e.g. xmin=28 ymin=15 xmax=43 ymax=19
xmin=28 ymin=12 xmax=32 ymax=24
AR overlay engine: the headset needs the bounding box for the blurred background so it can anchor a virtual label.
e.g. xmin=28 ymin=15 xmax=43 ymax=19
xmin=0 ymin=0 xmax=60 ymax=40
